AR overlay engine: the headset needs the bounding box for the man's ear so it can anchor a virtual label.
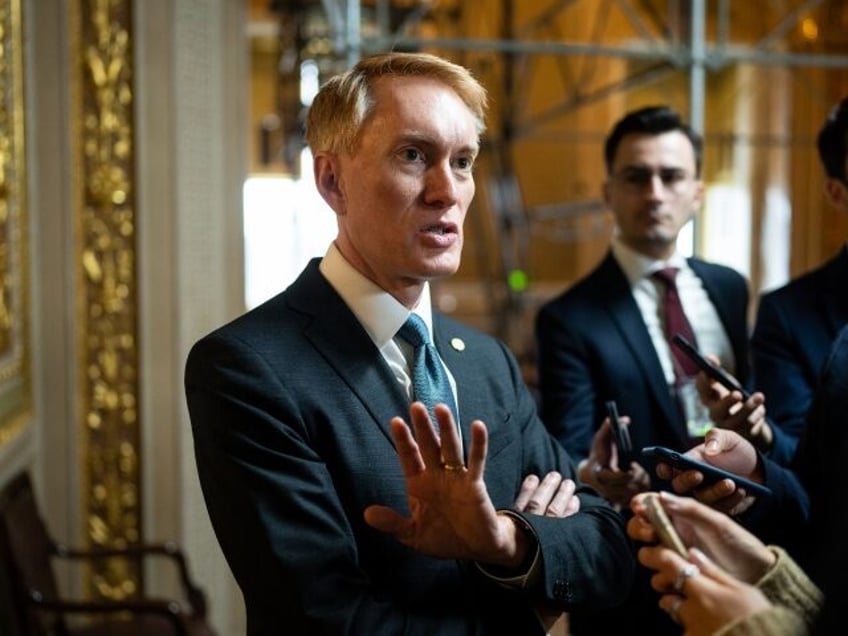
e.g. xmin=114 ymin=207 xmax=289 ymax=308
xmin=602 ymin=178 xmax=612 ymax=207
xmin=691 ymin=178 xmax=706 ymax=213
xmin=824 ymin=176 xmax=848 ymax=211
xmin=314 ymin=152 xmax=345 ymax=214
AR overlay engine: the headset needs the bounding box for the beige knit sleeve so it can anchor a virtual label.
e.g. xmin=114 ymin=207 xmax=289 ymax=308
xmin=716 ymin=606 xmax=810 ymax=636
xmin=756 ymin=545 xmax=823 ymax=624
xmin=706 ymin=546 xmax=822 ymax=636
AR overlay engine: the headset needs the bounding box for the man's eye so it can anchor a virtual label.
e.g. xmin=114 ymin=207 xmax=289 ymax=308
xmin=455 ymin=156 xmax=474 ymax=170
xmin=617 ymin=168 xmax=690 ymax=188
xmin=660 ymin=169 xmax=687 ymax=185
xmin=402 ymin=148 xmax=425 ymax=162
xmin=622 ymin=169 xmax=650 ymax=185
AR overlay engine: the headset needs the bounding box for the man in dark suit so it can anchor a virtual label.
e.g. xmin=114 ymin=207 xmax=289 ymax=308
xmin=535 ymin=106 xmax=753 ymax=634
xmin=749 ymin=96 xmax=848 ymax=465
xmin=185 ymin=52 xmax=632 ymax=635
xmin=536 ymin=106 xmax=755 ymax=502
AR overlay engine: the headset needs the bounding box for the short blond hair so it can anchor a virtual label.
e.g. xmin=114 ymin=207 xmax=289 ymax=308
xmin=305 ymin=52 xmax=488 ymax=155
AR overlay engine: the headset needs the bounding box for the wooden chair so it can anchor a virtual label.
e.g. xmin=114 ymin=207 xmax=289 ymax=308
xmin=0 ymin=470 xmax=217 ymax=636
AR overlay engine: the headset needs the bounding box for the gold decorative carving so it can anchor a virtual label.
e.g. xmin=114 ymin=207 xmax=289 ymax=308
xmin=72 ymin=0 xmax=141 ymax=599
xmin=0 ymin=0 xmax=32 ymax=448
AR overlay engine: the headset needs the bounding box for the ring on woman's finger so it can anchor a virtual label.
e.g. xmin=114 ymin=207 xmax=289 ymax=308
xmin=442 ymin=462 xmax=464 ymax=472
xmin=673 ymin=563 xmax=700 ymax=593
xmin=668 ymin=595 xmax=684 ymax=623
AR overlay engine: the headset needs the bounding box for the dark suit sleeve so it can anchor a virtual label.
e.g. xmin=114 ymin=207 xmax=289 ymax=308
xmin=483 ymin=339 xmax=635 ymax=611
xmin=751 ymin=293 xmax=807 ymax=462
xmin=790 ymin=326 xmax=848 ymax=598
xmin=736 ymin=455 xmax=809 ymax=551
xmin=535 ymin=304 xmax=598 ymax=459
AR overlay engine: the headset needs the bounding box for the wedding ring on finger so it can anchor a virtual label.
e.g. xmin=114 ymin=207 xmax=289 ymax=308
xmin=673 ymin=563 xmax=700 ymax=593
xmin=442 ymin=462 xmax=464 ymax=472
xmin=669 ymin=595 xmax=684 ymax=623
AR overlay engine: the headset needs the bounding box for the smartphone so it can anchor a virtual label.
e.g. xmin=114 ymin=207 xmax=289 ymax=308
xmin=641 ymin=445 xmax=772 ymax=497
xmin=671 ymin=334 xmax=751 ymax=399
xmin=605 ymin=400 xmax=634 ymax=467
xmin=642 ymin=493 xmax=688 ymax=558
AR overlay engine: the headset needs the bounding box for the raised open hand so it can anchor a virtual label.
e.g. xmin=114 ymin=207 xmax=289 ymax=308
xmin=364 ymin=402 xmax=529 ymax=569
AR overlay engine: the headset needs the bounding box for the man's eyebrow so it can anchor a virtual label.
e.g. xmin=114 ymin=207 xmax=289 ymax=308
xmin=616 ymin=163 xmax=689 ymax=173
xmin=395 ymin=131 xmax=435 ymax=145
xmin=462 ymin=143 xmax=480 ymax=157
xmin=394 ymin=133 xmax=479 ymax=154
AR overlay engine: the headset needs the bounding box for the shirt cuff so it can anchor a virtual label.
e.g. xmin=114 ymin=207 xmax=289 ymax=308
xmin=474 ymin=510 xmax=541 ymax=589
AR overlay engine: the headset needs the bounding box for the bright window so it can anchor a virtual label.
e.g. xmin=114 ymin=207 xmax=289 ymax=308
xmin=243 ymin=149 xmax=336 ymax=309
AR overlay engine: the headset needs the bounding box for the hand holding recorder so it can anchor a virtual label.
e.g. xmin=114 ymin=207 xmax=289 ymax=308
xmin=641 ymin=446 xmax=771 ymax=498
xmin=628 ymin=492 xmax=777 ymax=634
xmin=629 ymin=491 xmax=777 ymax=588
xmin=671 ymin=335 xmax=750 ymax=399
xmin=606 ymin=400 xmax=635 ymax=467
xmin=648 ymin=428 xmax=769 ymax=516
xmin=576 ymin=403 xmax=649 ymax=507
xmin=673 ymin=335 xmax=774 ymax=451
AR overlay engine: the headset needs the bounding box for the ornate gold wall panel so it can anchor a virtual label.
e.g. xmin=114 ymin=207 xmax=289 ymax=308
xmin=0 ymin=0 xmax=31 ymax=448
xmin=72 ymin=0 xmax=141 ymax=599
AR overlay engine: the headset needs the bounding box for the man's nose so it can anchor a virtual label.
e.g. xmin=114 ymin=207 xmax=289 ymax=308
xmin=646 ymin=174 xmax=666 ymax=199
xmin=423 ymin=162 xmax=460 ymax=206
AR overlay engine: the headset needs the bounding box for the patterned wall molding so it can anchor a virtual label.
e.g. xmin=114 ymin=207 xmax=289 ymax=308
xmin=0 ymin=0 xmax=32 ymax=450
xmin=71 ymin=0 xmax=141 ymax=599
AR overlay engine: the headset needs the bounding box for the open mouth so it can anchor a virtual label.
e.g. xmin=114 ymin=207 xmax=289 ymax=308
xmin=422 ymin=222 xmax=457 ymax=235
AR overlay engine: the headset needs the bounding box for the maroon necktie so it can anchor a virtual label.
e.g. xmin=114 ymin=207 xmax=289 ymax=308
xmin=652 ymin=267 xmax=700 ymax=378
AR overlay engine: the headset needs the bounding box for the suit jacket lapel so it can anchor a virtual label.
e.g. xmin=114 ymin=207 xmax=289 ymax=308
xmin=598 ymin=254 xmax=684 ymax=444
xmin=689 ymin=258 xmax=749 ymax=381
xmin=286 ymin=260 xmax=410 ymax=442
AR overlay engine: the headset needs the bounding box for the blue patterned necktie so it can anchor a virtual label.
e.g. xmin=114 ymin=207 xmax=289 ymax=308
xmin=398 ymin=314 xmax=459 ymax=427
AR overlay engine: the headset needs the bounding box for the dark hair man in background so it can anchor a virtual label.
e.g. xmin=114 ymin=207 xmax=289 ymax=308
xmin=535 ymin=105 xmax=752 ymax=634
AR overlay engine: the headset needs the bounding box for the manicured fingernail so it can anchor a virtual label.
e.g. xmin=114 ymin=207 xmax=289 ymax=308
xmin=690 ymin=547 xmax=711 ymax=566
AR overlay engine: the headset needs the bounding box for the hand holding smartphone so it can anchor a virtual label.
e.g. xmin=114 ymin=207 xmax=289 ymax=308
xmin=641 ymin=446 xmax=771 ymax=497
xmin=642 ymin=493 xmax=688 ymax=558
xmin=671 ymin=334 xmax=751 ymax=399
xmin=605 ymin=400 xmax=635 ymax=468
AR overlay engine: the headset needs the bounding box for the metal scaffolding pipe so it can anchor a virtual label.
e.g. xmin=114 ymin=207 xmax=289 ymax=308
xmin=689 ymin=0 xmax=706 ymax=135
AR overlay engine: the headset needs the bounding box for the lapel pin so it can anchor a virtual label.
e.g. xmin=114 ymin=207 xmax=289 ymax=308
xmin=450 ymin=337 xmax=465 ymax=352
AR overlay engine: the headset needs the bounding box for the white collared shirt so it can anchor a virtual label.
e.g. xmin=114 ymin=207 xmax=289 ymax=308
xmin=611 ymin=237 xmax=736 ymax=384
xmin=318 ymin=243 xmax=459 ymax=414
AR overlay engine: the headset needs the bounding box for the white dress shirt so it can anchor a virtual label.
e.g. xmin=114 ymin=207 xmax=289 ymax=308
xmin=318 ymin=242 xmax=460 ymax=418
xmin=611 ymin=237 xmax=737 ymax=384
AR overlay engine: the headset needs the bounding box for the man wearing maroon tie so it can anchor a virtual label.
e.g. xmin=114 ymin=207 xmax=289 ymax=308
xmin=535 ymin=106 xmax=752 ymax=635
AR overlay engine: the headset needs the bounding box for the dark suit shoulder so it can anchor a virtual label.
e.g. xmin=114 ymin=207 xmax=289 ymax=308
xmin=684 ymin=260 xmax=747 ymax=304
xmin=687 ymin=257 xmax=746 ymax=282
xmin=188 ymin=290 xmax=302 ymax=357
xmin=537 ymin=253 xmax=623 ymax=317
xmin=760 ymin=248 xmax=847 ymax=306
xmin=189 ymin=259 xmax=350 ymax=352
